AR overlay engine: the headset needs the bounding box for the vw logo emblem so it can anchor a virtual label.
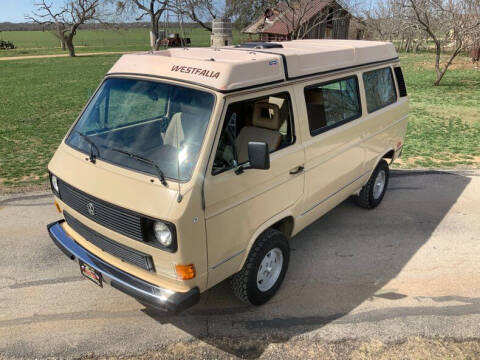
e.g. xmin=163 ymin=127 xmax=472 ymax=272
xmin=87 ymin=202 xmax=95 ymax=216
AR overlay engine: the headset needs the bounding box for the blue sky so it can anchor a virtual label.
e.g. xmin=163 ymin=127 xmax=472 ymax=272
xmin=1 ymin=0 xmax=47 ymax=22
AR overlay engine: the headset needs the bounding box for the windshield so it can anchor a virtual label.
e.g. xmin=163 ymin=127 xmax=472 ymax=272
xmin=66 ymin=78 xmax=215 ymax=181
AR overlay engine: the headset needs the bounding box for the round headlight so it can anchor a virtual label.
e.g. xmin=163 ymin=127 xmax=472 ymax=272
xmin=51 ymin=175 xmax=59 ymax=193
xmin=153 ymin=221 xmax=172 ymax=247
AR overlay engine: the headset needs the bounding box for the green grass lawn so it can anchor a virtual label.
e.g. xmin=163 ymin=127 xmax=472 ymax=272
xmin=0 ymin=52 xmax=479 ymax=190
xmin=0 ymin=28 xmax=246 ymax=57
xmin=396 ymin=53 xmax=480 ymax=168
xmin=0 ymin=55 xmax=120 ymax=187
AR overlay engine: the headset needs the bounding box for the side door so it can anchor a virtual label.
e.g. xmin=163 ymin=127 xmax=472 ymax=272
xmin=296 ymin=74 xmax=366 ymax=229
xmin=203 ymin=89 xmax=305 ymax=288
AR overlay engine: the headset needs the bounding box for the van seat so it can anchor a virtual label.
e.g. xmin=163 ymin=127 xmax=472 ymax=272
xmin=305 ymin=90 xmax=327 ymax=130
xmin=236 ymin=102 xmax=282 ymax=163
xmin=164 ymin=97 xmax=210 ymax=147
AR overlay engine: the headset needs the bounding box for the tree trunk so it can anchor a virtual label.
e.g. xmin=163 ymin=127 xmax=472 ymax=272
xmin=151 ymin=13 xmax=160 ymax=51
xmin=60 ymin=40 xmax=66 ymax=51
xmin=66 ymin=39 xmax=75 ymax=57
xmin=434 ymin=46 xmax=462 ymax=86
xmin=433 ymin=41 xmax=442 ymax=85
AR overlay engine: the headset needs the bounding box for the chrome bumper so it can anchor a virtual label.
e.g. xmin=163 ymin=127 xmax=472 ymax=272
xmin=47 ymin=220 xmax=199 ymax=314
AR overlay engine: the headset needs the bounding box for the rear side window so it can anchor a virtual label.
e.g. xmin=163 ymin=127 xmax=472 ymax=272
xmin=394 ymin=66 xmax=408 ymax=97
xmin=304 ymin=76 xmax=361 ymax=136
xmin=363 ymin=67 xmax=397 ymax=113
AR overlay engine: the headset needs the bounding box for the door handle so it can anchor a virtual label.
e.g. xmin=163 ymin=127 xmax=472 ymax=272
xmin=289 ymin=166 xmax=304 ymax=175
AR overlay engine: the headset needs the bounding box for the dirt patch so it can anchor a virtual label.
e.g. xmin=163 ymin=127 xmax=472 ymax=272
xmin=416 ymin=57 xmax=480 ymax=71
xmin=0 ymin=51 xmax=136 ymax=61
xmin=70 ymin=337 xmax=480 ymax=359
xmin=0 ymin=179 xmax=49 ymax=196
xmin=394 ymin=154 xmax=480 ymax=169
xmin=428 ymin=105 xmax=480 ymax=125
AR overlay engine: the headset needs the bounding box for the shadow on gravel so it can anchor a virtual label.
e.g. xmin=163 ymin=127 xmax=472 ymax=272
xmin=144 ymin=170 xmax=471 ymax=358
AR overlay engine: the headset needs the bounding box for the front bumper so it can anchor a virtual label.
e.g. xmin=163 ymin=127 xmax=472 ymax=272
xmin=47 ymin=220 xmax=199 ymax=314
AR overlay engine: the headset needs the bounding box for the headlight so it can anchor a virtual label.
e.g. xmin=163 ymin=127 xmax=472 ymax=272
xmin=153 ymin=221 xmax=173 ymax=247
xmin=51 ymin=174 xmax=59 ymax=194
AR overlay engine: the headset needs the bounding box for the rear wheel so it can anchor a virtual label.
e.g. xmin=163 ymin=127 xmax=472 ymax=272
xmin=356 ymin=159 xmax=389 ymax=209
xmin=231 ymin=228 xmax=289 ymax=305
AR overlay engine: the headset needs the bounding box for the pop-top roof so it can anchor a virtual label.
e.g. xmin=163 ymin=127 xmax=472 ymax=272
xmin=107 ymin=40 xmax=398 ymax=92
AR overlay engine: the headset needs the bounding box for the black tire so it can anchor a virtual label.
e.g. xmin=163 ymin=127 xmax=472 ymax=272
xmin=356 ymin=159 xmax=389 ymax=209
xmin=231 ymin=228 xmax=290 ymax=306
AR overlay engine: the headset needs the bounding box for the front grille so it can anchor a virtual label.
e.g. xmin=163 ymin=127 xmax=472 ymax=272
xmin=64 ymin=211 xmax=154 ymax=271
xmin=58 ymin=180 xmax=144 ymax=242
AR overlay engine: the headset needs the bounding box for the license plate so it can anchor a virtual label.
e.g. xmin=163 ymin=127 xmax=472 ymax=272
xmin=79 ymin=260 xmax=103 ymax=287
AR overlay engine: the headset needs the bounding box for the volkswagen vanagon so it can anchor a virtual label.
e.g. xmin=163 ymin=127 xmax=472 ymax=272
xmin=47 ymin=40 xmax=408 ymax=313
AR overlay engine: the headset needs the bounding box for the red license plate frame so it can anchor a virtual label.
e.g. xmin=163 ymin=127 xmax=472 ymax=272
xmin=79 ymin=260 xmax=103 ymax=287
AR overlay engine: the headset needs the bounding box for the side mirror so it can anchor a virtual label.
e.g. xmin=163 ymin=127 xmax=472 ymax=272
xmin=235 ymin=142 xmax=270 ymax=174
xmin=248 ymin=141 xmax=270 ymax=170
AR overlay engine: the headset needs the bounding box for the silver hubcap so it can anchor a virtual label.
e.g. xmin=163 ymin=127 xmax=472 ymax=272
xmin=256 ymin=248 xmax=283 ymax=292
xmin=373 ymin=170 xmax=386 ymax=200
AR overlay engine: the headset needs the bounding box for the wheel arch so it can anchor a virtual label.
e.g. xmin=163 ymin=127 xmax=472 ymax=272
xmin=237 ymin=210 xmax=295 ymax=271
xmin=368 ymin=148 xmax=395 ymax=176
xmin=382 ymin=149 xmax=395 ymax=164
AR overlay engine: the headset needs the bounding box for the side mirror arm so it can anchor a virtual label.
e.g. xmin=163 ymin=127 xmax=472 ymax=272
xmin=234 ymin=164 xmax=251 ymax=175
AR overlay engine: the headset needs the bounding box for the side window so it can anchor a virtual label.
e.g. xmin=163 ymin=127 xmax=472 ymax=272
xmin=363 ymin=67 xmax=397 ymax=113
xmin=212 ymin=92 xmax=295 ymax=175
xmin=304 ymin=76 xmax=361 ymax=136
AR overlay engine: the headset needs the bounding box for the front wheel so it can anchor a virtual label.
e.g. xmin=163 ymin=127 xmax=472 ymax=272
xmin=231 ymin=228 xmax=289 ymax=306
xmin=356 ymin=159 xmax=389 ymax=209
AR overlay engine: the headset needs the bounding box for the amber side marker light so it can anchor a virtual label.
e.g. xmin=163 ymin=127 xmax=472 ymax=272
xmin=175 ymin=264 xmax=196 ymax=280
xmin=54 ymin=200 xmax=62 ymax=213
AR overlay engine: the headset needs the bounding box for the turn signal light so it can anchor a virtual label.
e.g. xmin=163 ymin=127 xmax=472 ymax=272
xmin=175 ymin=264 xmax=196 ymax=280
xmin=54 ymin=200 xmax=62 ymax=213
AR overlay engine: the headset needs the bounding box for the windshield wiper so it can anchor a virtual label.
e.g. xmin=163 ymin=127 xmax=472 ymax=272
xmin=110 ymin=148 xmax=168 ymax=187
xmin=75 ymin=131 xmax=100 ymax=164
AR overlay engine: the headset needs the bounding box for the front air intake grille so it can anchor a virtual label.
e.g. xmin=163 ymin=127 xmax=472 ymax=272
xmin=58 ymin=180 xmax=144 ymax=242
xmin=64 ymin=211 xmax=154 ymax=271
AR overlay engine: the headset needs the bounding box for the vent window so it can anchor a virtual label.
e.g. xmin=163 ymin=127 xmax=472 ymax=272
xmin=394 ymin=67 xmax=408 ymax=97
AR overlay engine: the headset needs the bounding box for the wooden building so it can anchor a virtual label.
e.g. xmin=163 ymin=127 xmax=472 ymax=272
xmin=242 ymin=0 xmax=358 ymax=42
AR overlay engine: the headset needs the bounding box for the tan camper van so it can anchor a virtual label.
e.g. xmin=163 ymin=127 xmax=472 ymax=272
xmin=47 ymin=40 xmax=408 ymax=313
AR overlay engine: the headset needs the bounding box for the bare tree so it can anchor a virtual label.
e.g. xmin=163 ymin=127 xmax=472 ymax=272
xmin=116 ymin=0 xmax=169 ymax=50
xmin=171 ymin=0 xmax=218 ymax=32
xmin=259 ymin=0 xmax=358 ymax=40
xmin=27 ymin=0 xmax=103 ymax=57
xmin=225 ymin=0 xmax=277 ymax=29
xmin=401 ymin=0 xmax=480 ymax=85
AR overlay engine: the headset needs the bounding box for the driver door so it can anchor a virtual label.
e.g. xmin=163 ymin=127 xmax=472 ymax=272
xmin=203 ymin=89 xmax=305 ymax=287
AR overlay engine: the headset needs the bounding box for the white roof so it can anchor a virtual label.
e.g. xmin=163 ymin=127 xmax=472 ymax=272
xmin=107 ymin=40 xmax=398 ymax=92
